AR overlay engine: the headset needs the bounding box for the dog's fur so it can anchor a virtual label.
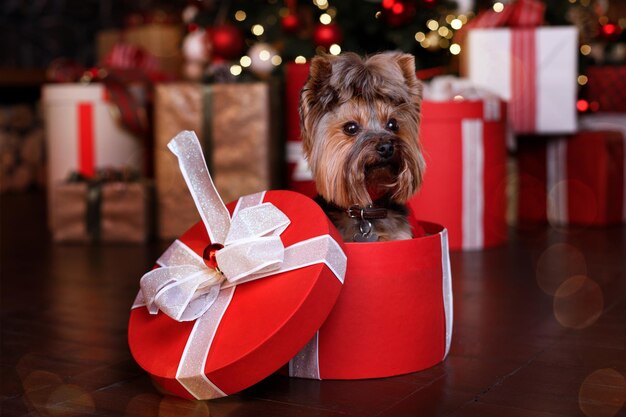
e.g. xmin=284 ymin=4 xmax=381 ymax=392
xmin=299 ymin=52 xmax=425 ymax=242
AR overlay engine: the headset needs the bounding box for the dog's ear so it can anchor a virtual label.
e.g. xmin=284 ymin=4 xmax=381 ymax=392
xmin=299 ymin=55 xmax=335 ymax=156
xmin=390 ymin=53 xmax=423 ymax=110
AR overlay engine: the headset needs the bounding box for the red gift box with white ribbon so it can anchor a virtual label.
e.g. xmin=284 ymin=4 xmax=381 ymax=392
xmin=464 ymin=0 xmax=578 ymax=134
xmin=408 ymin=78 xmax=508 ymax=250
xmin=129 ymin=130 xmax=454 ymax=397
xmin=517 ymin=115 xmax=626 ymax=225
xmin=285 ymin=62 xmax=317 ymax=198
xmin=128 ymin=131 xmax=347 ymax=399
xmin=288 ymin=221 xmax=452 ymax=380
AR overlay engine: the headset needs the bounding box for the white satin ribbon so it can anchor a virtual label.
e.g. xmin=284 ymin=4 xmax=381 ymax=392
xmin=133 ymin=130 xmax=346 ymax=399
xmin=139 ymin=132 xmax=291 ymax=322
xmin=462 ymin=119 xmax=485 ymax=250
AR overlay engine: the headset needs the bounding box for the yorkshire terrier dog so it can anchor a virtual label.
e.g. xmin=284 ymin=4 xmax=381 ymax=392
xmin=299 ymin=52 xmax=425 ymax=242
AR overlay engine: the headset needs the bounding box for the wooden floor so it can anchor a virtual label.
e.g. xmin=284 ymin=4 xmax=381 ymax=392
xmin=2 ymin=191 xmax=625 ymax=417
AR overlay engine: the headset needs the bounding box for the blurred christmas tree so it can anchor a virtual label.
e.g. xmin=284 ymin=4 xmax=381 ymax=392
xmin=177 ymin=0 xmax=625 ymax=85
xmin=181 ymin=0 xmax=466 ymax=80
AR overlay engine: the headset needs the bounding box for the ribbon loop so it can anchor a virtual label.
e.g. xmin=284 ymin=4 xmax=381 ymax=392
xmin=133 ymin=130 xmax=348 ymax=399
xmin=225 ymin=203 xmax=290 ymax=245
xmin=217 ymin=236 xmax=285 ymax=284
xmin=139 ymin=131 xmax=294 ymax=322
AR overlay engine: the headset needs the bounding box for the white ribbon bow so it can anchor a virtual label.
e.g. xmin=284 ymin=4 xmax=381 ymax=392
xmin=139 ymin=131 xmax=291 ymax=321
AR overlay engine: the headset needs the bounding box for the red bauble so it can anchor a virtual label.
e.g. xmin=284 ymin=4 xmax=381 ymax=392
xmin=313 ymin=23 xmax=342 ymax=48
xmin=209 ymin=24 xmax=245 ymax=60
xmin=282 ymin=14 xmax=300 ymax=34
xmin=600 ymin=22 xmax=622 ymax=41
xmin=383 ymin=0 xmax=416 ymax=28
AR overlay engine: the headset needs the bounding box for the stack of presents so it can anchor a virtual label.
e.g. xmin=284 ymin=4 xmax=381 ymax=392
xmin=40 ymin=1 xmax=623 ymax=400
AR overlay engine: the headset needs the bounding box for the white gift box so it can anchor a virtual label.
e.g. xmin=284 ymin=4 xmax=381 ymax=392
xmin=467 ymin=27 xmax=578 ymax=134
xmin=42 ymin=84 xmax=142 ymax=224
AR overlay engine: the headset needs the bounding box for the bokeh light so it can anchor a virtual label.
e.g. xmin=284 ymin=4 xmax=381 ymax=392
xmin=579 ymin=368 xmax=626 ymax=417
xmin=251 ymin=24 xmax=264 ymax=36
xmin=553 ymin=275 xmax=603 ymax=329
xmin=234 ymin=10 xmax=247 ymax=22
xmin=451 ymin=18 xmax=463 ymax=29
xmin=535 ymin=243 xmax=587 ymax=295
xmin=126 ymin=394 xmax=162 ymax=417
xmin=46 ymin=384 xmax=95 ymax=416
xmin=329 ymin=44 xmax=342 ymax=55
xmin=493 ymin=2 xmax=504 ymax=12
xmin=240 ymin=56 xmax=252 ymax=67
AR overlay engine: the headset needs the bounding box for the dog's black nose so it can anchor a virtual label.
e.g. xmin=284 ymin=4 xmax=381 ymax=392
xmin=376 ymin=142 xmax=394 ymax=159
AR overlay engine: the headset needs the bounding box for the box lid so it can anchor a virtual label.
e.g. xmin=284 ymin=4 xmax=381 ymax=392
xmin=42 ymin=84 xmax=106 ymax=103
xmin=128 ymin=131 xmax=347 ymax=400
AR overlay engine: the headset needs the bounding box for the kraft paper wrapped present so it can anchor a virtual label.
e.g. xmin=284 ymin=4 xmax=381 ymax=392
xmin=129 ymin=131 xmax=347 ymax=399
xmin=464 ymin=0 xmax=578 ymax=134
xmin=50 ymin=176 xmax=153 ymax=243
xmin=409 ymin=77 xmax=508 ymax=250
xmin=154 ymin=83 xmax=280 ymax=240
xmin=129 ymin=131 xmax=453 ymax=397
xmin=517 ymin=117 xmax=626 ymax=225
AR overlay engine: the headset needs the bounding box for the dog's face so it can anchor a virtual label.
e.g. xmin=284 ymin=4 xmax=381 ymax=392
xmin=299 ymin=52 xmax=425 ymax=208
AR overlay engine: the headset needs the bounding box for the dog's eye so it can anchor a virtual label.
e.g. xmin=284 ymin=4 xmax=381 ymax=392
xmin=386 ymin=119 xmax=399 ymax=132
xmin=343 ymin=122 xmax=360 ymax=136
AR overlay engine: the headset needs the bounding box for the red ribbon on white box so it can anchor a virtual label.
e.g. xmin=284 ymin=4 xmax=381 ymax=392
xmin=510 ymin=29 xmax=536 ymax=133
xmin=132 ymin=131 xmax=347 ymax=399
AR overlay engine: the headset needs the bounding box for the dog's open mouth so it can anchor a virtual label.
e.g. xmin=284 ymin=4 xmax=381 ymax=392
xmin=365 ymin=162 xmax=399 ymax=195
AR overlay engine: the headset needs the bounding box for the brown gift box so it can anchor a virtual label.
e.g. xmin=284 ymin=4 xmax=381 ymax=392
xmin=154 ymin=82 xmax=281 ymax=240
xmin=97 ymin=24 xmax=183 ymax=75
xmin=50 ymin=181 xmax=152 ymax=243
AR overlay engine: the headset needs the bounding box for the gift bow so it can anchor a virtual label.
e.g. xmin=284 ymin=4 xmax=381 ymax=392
xmin=138 ymin=130 xmax=295 ymax=322
xmin=140 ymin=201 xmax=290 ymax=321
xmin=132 ymin=130 xmax=346 ymax=400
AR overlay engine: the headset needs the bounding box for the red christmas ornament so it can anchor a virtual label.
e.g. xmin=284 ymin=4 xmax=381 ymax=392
xmin=282 ymin=13 xmax=300 ymax=34
xmin=600 ymin=22 xmax=622 ymax=41
xmin=203 ymin=243 xmax=224 ymax=270
xmin=383 ymin=0 xmax=416 ymax=27
xmin=313 ymin=23 xmax=342 ymax=48
xmin=209 ymin=24 xmax=245 ymax=60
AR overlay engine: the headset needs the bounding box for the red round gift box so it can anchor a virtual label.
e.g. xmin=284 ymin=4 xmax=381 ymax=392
xmin=409 ymin=99 xmax=508 ymax=250
xmin=288 ymin=220 xmax=453 ymax=380
xmin=128 ymin=190 xmax=346 ymax=399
